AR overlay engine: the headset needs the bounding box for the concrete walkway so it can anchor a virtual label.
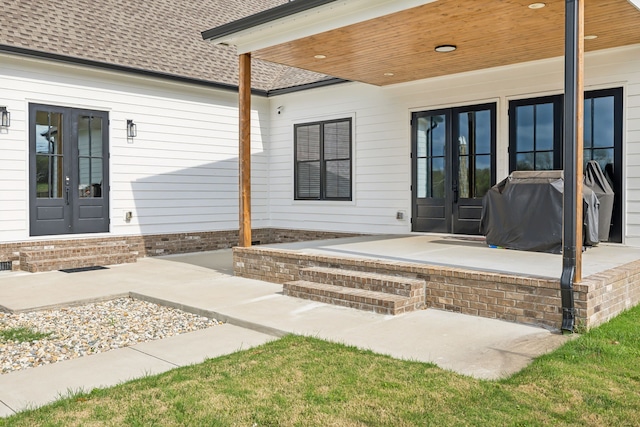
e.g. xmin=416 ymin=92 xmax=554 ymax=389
xmin=0 ymin=249 xmax=571 ymax=417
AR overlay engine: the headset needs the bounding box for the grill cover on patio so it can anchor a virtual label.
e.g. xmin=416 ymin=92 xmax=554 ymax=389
xmin=584 ymin=160 xmax=615 ymax=242
xmin=480 ymin=171 xmax=599 ymax=254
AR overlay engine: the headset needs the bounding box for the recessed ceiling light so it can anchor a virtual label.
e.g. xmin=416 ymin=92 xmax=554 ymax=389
xmin=584 ymin=35 xmax=598 ymax=40
xmin=314 ymin=54 xmax=327 ymax=59
xmin=435 ymin=45 xmax=456 ymax=53
xmin=384 ymin=72 xmax=394 ymax=76
xmin=528 ymin=2 xmax=546 ymax=9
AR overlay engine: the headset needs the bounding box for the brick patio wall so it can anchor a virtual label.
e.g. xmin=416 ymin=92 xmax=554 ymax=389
xmin=233 ymin=246 xmax=640 ymax=330
xmin=0 ymin=228 xmax=361 ymax=271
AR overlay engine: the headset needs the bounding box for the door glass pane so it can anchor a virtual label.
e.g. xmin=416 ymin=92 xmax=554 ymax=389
xmin=475 ymin=155 xmax=491 ymax=197
xmin=457 ymin=109 xmax=492 ymax=199
xmin=591 ymin=148 xmax=614 ymax=173
xmin=417 ymin=158 xmax=427 ymax=198
xmin=431 ymin=157 xmax=445 ymax=198
xmin=593 ymin=97 xmax=614 ymax=148
xmin=78 ymin=116 xmax=104 ymax=198
xmin=516 ymin=105 xmax=534 ymax=152
xmin=458 ymin=153 xmax=469 ymax=199
xmin=78 ymin=116 xmax=90 ymax=157
xmin=584 ymin=99 xmax=593 ymax=149
xmin=35 ymin=111 xmax=64 ymax=198
xmin=535 ymin=103 xmax=554 ymax=151
xmin=516 ymin=152 xmax=534 ymax=171
xmin=535 ymin=152 xmax=554 ymax=170
xmin=417 ymin=117 xmax=429 ymax=158
xmin=475 ymin=110 xmax=491 ymax=154
xmin=430 ymin=115 xmax=446 ymax=157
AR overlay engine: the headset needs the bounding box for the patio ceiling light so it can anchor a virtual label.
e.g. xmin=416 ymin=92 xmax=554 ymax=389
xmin=314 ymin=54 xmax=327 ymax=59
xmin=384 ymin=72 xmax=394 ymax=76
xmin=435 ymin=45 xmax=456 ymax=53
xmin=584 ymin=35 xmax=598 ymax=40
xmin=528 ymin=3 xmax=546 ymax=9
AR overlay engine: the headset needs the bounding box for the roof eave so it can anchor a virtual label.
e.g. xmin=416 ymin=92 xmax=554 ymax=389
xmin=201 ymin=0 xmax=338 ymax=43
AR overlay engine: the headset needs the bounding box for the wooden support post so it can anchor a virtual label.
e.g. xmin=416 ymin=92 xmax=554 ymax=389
xmin=239 ymin=53 xmax=252 ymax=247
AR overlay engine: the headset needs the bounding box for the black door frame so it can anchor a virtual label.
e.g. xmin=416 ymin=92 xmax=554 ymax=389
xmin=411 ymin=102 xmax=496 ymax=234
xmin=29 ymin=104 xmax=110 ymax=236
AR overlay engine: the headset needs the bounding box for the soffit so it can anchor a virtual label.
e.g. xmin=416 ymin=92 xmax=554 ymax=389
xmin=250 ymin=0 xmax=640 ymax=86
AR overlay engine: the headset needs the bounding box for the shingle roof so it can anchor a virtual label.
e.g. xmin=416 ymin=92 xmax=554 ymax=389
xmin=0 ymin=0 xmax=334 ymax=93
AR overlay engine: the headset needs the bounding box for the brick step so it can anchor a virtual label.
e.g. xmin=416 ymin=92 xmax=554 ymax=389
xmin=19 ymin=241 xmax=137 ymax=272
xmin=283 ymin=280 xmax=421 ymax=315
xmin=19 ymin=241 xmax=131 ymax=261
xmin=299 ymin=266 xmax=425 ymax=297
xmin=21 ymin=252 xmax=138 ymax=273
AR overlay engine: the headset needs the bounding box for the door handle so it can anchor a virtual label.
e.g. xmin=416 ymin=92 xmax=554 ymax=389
xmin=452 ymin=184 xmax=458 ymax=203
xmin=65 ymin=187 xmax=70 ymax=205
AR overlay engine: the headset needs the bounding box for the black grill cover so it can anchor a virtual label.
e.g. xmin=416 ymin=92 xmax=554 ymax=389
xmin=584 ymin=160 xmax=615 ymax=242
xmin=480 ymin=171 xmax=599 ymax=254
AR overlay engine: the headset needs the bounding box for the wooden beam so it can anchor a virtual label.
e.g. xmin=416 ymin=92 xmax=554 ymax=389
xmin=239 ymin=53 xmax=252 ymax=247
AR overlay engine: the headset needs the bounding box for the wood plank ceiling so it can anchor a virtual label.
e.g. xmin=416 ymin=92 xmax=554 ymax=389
xmin=253 ymin=0 xmax=640 ymax=86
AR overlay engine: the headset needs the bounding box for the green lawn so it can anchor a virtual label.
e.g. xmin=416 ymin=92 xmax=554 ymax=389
xmin=3 ymin=305 xmax=640 ymax=426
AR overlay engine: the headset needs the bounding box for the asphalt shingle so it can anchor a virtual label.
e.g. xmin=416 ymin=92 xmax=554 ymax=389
xmin=0 ymin=0 xmax=332 ymax=92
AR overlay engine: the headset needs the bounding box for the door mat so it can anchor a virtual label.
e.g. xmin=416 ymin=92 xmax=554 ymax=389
xmin=60 ymin=266 xmax=109 ymax=273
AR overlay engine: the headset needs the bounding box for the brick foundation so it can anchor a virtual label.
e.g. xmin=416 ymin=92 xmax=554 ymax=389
xmin=233 ymin=246 xmax=640 ymax=330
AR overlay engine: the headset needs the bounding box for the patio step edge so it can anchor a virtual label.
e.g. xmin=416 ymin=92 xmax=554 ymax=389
xmin=299 ymin=266 xmax=425 ymax=297
xmin=283 ymin=280 xmax=422 ymax=315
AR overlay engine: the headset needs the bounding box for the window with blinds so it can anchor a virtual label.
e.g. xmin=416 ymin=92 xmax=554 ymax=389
xmin=294 ymin=118 xmax=352 ymax=200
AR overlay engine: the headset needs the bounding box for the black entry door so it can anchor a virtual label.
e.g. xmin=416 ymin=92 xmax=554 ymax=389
xmin=412 ymin=103 xmax=496 ymax=234
xmin=508 ymin=88 xmax=623 ymax=242
xmin=29 ymin=104 xmax=109 ymax=236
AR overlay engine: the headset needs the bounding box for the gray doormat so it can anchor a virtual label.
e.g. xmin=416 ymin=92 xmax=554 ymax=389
xmin=59 ymin=266 xmax=109 ymax=273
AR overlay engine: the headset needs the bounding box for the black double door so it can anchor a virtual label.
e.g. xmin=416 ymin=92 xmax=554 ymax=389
xmin=29 ymin=104 xmax=110 ymax=236
xmin=412 ymin=103 xmax=496 ymax=235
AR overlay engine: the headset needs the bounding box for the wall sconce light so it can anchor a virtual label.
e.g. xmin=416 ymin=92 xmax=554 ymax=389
xmin=276 ymin=106 xmax=284 ymax=115
xmin=0 ymin=107 xmax=10 ymax=128
xmin=126 ymin=119 xmax=137 ymax=138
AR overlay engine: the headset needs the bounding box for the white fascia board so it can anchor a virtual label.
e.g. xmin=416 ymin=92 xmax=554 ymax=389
xmin=629 ymin=0 xmax=640 ymax=11
xmin=215 ymin=0 xmax=437 ymax=54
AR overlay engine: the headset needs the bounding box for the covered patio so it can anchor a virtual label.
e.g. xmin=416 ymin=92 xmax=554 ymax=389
xmin=203 ymin=0 xmax=640 ymax=331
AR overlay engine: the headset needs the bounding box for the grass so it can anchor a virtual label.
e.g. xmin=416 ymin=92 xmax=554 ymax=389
xmin=0 ymin=327 xmax=52 ymax=343
xmin=2 ymin=306 xmax=640 ymax=426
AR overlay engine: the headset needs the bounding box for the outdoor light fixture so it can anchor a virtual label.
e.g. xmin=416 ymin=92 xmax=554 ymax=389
xmin=584 ymin=35 xmax=598 ymax=40
xmin=314 ymin=54 xmax=327 ymax=59
xmin=434 ymin=45 xmax=456 ymax=53
xmin=528 ymin=2 xmax=546 ymax=9
xmin=384 ymin=72 xmax=394 ymax=76
xmin=0 ymin=107 xmax=10 ymax=128
xmin=126 ymin=119 xmax=137 ymax=138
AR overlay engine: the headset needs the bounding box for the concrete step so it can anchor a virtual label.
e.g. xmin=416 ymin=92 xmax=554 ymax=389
xmin=283 ymin=280 xmax=421 ymax=315
xmin=299 ymin=266 xmax=425 ymax=298
xmin=19 ymin=242 xmax=138 ymax=273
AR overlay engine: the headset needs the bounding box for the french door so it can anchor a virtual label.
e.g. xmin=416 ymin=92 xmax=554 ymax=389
xmin=29 ymin=104 xmax=110 ymax=236
xmin=412 ymin=103 xmax=496 ymax=234
xmin=509 ymin=88 xmax=623 ymax=242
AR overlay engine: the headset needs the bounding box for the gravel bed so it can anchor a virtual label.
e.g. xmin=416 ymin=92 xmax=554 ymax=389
xmin=0 ymin=297 xmax=220 ymax=374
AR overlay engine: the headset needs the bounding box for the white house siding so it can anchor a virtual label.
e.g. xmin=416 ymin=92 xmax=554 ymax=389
xmin=268 ymin=45 xmax=640 ymax=244
xmin=0 ymin=53 xmax=269 ymax=243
